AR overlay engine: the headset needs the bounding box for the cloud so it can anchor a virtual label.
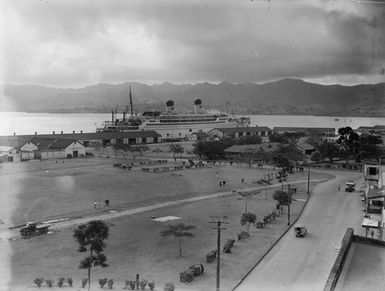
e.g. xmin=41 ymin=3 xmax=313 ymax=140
xmin=2 ymin=0 xmax=385 ymax=87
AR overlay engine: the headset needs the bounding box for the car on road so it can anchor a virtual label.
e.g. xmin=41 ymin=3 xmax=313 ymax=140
xmin=345 ymin=181 xmax=356 ymax=192
xmin=294 ymin=225 xmax=307 ymax=237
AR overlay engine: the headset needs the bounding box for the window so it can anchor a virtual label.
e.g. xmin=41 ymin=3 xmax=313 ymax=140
xmin=368 ymin=167 xmax=378 ymax=175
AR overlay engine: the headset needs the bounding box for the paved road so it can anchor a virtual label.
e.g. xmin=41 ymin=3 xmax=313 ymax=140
xmin=235 ymin=171 xmax=364 ymax=291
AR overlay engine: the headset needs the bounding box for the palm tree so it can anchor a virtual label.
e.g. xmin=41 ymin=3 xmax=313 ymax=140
xmin=161 ymin=223 xmax=195 ymax=257
xmin=73 ymin=220 xmax=109 ymax=290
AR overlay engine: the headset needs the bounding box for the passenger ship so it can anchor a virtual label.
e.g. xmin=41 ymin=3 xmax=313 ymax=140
xmin=97 ymin=87 xmax=249 ymax=139
xmin=140 ymin=99 xmax=249 ymax=139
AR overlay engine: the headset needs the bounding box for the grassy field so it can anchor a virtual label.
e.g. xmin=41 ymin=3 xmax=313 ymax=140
xmin=0 ymin=157 xmax=333 ymax=290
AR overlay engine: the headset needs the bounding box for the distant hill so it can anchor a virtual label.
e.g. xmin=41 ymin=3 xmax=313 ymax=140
xmin=3 ymin=79 xmax=385 ymax=116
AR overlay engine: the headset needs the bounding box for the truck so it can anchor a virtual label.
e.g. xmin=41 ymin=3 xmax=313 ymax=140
xmin=20 ymin=222 xmax=51 ymax=237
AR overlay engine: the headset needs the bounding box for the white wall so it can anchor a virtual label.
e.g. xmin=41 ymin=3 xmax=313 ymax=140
xmin=64 ymin=141 xmax=86 ymax=157
xmin=21 ymin=152 xmax=34 ymax=161
xmin=41 ymin=151 xmax=66 ymax=160
xmin=8 ymin=148 xmax=21 ymax=162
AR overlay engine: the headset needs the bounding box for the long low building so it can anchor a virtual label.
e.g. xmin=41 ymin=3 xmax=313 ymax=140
xmin=208 ymin=126 xmax=272 ymax=141
xmin=273 ymin=126 xmax=336 ymax=135
xmin=0 ymin=131 xmax=162 ymax=162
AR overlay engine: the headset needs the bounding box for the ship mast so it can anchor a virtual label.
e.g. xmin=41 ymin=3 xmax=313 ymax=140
xmin=129 ymin=85 xmax=134 ymax=117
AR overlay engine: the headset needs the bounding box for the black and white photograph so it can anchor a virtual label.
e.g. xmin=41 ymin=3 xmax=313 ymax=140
xmin=1 ymin=0 xmax=385 ymax=290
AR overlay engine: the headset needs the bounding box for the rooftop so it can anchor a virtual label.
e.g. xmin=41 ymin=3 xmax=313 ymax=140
xmin=0 ymin=131 xmax=162 ymax=148
xmin=224 ymin=143 xmax=282 ymax=153
xmin=212 ymin=126 xmax=272 ymax=134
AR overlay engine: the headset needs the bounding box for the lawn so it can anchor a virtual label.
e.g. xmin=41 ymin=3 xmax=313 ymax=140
xmin=0 ymin=157 xmax=333 ymax=290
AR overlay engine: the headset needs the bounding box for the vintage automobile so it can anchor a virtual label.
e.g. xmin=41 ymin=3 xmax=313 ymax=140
xmin=345 ymin=181 xmax=356 ymax=192
xmin=20 ymin=222 xmax=51 ymax=237
xmin=294 ymin=225 xmax=307 ymax=237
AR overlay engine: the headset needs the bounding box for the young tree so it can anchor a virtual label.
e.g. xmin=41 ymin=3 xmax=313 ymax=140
xmin=273 ymin=190 xmax=292 ymax=215
xmin=238 ymin=190 xmax=260 ymax=212
xmin=73 ymin=220 xmax=109 ymax=290
xmin=169 ymin=144 xmax=184 ymax=160
xmin=273 ymin=190 xmax=291 ymax=206
xmin=240 ymin=212 xmax=257 ymax=233
xmin=273 ymin=155 xmax=293 ymax=189
xmin=161 ymin=223 xmax=195 ymax=257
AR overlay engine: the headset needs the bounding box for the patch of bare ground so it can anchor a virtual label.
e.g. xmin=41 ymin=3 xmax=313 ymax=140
xmin=2 ymin=157 xmax=332 ymax=290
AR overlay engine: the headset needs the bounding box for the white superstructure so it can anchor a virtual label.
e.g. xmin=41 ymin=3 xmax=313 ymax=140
xmin=98 ymin=97 xmax=250 ymax=139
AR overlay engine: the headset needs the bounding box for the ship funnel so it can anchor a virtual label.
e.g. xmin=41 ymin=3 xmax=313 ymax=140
xmin=194 ymin=99 xmax=202 ymax=114
xmin=166 ymin=100 xmax=175 ymax=112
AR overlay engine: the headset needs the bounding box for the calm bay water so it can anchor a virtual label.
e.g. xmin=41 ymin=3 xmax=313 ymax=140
xmin=0 ymin=112 xmax=384 ymax=136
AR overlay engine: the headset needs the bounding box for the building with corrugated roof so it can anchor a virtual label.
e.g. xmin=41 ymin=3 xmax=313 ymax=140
xmin=0 ymin=131 xmax=162 ymax=162
xmin=296 ymin=142 xmax=316 ymax=155
xmin=273 ymin=127 xmax=336 ymax=135
xmin=208 ymin=126 xmax=272 ymax=141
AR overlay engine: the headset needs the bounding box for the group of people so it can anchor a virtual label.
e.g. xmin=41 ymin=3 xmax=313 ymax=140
xmin=94 ymin=199 xmax=110 ymax=209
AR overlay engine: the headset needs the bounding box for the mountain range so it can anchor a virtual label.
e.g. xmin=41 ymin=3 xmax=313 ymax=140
xmin=3 ymin=78 xmax=385 ymax=116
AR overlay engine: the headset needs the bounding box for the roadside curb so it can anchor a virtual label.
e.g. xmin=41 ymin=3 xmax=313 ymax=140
xmin=231 ymin=178 xmax=318 ymax=290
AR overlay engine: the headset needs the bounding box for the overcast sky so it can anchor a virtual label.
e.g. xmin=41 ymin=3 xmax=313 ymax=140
xmin=1 ymin=0 xmax=385 ymax=87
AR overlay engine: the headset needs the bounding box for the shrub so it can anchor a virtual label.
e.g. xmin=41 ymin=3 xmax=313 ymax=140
xmin=237 ymin=231 xmax=250 ymax=241
xmin=206 ymin=250 xmax=217 ymax=263
xmin=189 ymin=264 xmax=204 ymax=276
xmin=33 ymin=278 xmax=44 ymax=288
xmin=57 ymin=277 xmax=65 ymax=287
xmin=67 ymin=278 xmax=73 ymax=287
xmin=164 ymin=282 xmax=175 ymax=291
xmin=81 ymin=278 xmax=88 ymax=288
xmin=179 ymin=269 xmax=194 ymax=282
xmin=46 ymin=279 xmax=53 ymax=288
xmin=139 ymin=279 xmax=147 ymax=290
xmin=125 ymin=280 xmax=136 ymax=290
xmin=148 ymin=281 xmax=155 ymax=291
xmin=107 ymin=279 xmax=113 ymax=289
xmin=99 ymin=278 xmax=108 ymax=288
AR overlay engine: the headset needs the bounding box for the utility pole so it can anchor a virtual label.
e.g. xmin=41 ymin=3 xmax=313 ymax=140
xmin=209 ymin=217 xmax=229 ymax=291
xmin=287 ymin=184 xmax=291 ymax=226
xmin=307 ymin=166 xmax=311 ymax=195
